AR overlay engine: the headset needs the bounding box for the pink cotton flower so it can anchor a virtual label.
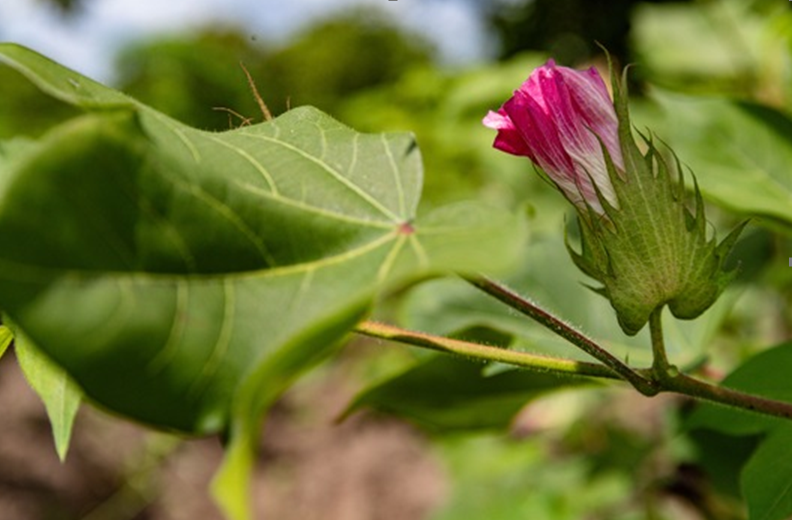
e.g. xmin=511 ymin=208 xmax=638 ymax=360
xmin=484 ymin=59 xmax=624 ymax=213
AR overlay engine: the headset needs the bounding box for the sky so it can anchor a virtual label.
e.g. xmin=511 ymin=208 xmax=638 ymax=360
xmin=0 ymin=0 xmax=499 ymax=83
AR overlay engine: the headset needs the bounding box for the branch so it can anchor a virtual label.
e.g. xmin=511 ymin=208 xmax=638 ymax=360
xmin=355 ymin=318 xmax=792 ymax=421
xmin=463 ymin=275 xmax=660 ymax=396
xmin=354 ymin=321 xmax=620 ymax=380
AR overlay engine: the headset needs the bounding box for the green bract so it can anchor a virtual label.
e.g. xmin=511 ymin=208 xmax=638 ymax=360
xmin=568 ymin=70 xmax=745 ymax=336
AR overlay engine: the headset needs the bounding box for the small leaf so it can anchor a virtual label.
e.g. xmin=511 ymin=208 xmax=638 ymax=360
xmin=14 ymin=328 xmax=82 ymax=461
xmin=347 ymin=355 xmax=588 ymax=432
xmin=0 ymin=325 xmax=12 ymax=359
xmin=742 ymin=425 xmax=792 ymax=520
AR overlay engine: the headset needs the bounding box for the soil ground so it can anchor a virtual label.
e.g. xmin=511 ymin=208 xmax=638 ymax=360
xmin=0 ymin=349 xmax=446 ymax=520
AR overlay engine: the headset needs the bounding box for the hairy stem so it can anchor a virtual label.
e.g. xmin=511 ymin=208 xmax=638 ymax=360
xmin=648 ymin=308 xmax=792 ymax=420
xmin=355 ymin=320 xmax=621 ymax=380
xmin=463 ymin=275 xmax=659 ymax=396
xmin=667 ymin=373 xmax=792 ymax=420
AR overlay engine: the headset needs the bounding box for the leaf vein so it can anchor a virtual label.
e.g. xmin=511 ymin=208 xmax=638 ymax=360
xmin=240 ymin=133 xmax=400 ymax=222
xmin=382 ymin=133 xmax=406 ymax=217
xmin=205 ymin=135 xmax=279 ymax=195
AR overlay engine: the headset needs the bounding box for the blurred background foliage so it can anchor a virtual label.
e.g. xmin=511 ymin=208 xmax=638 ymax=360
xmin=1 ymin=0 xmax=792 ymax=519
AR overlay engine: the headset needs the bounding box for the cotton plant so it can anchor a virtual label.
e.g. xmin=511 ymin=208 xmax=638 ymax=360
xmin=482 ymin=58 xmax=744 ymax=379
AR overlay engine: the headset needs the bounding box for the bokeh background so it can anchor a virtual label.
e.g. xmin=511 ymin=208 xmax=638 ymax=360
xmin=1 ymin=1 xmax=791 ymax=519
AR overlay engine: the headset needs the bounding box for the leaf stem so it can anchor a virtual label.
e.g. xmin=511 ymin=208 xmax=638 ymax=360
xmin=354 ymin=321 xmax=620 ymax=381
xmin=463 ymin=275 xmax=660 ymax=396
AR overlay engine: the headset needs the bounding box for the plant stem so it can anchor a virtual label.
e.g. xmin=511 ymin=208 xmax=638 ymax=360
xmin=355 ymin=320 xmax=620 ymax=380
xmin=647 ymin=306 xmax=792 ymax=421
xmin=665 ymin=373 xmax=792 ymax=420
xmin=649 ymin=307 xmax=672 ymax=376
xmin=463 ymin=275 xmax=659 ymax=396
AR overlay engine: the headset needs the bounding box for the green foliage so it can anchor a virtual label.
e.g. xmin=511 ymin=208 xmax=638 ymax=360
xmin=115 ymin=29 xmax=268 ymax=131
xmin=649 ymin=94 xmax=792 ymax=230
xmin=114 ymin=11 xmax=433 ymax=130
xmin=0 ymin=64 xmax=80 ymax=138
xmin=485 ymin=0 xmax=649 ymax=66
xmin=633 ymin=0 xmax=792 ymax=102
xmin=261 ymin=9 xmax=433 ymax=115
xmin=429 ymin=417 xmax=661 ymax=520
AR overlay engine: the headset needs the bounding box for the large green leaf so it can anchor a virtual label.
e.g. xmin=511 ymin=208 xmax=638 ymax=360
xmin=14 ymin=329 xmax=82 ymax=461
xmin=0 ymin=44 xmax=524 ymax=519
xmin=651 ymin=93 xmax=792 ymax=228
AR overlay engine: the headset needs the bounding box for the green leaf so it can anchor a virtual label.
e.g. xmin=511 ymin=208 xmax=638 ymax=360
xmin=651 ymin=93 xmax=792 ymax=228
xmin=347 ymin=355 xmax=588 ymax=432
xmin=0 ymin=325 xmax=12 ymax=359
xmin=0 ymin=44 xmax=524 ymax=520
xmin=14 ymin=328 xmax=82 ymax=461
xmin=742 ymin=425 xmax=792 ymax=520
xmin=686 ymin=342 xmax=792 ymax=436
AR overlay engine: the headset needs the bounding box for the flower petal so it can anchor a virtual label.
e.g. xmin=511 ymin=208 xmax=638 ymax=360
xmin=502 ymin=90 xmax=582 ymax=203
xmin=482 ymin=109 xmax=534 ymax=158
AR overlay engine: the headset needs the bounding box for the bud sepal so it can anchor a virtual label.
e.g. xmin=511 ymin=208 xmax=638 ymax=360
xmin=567 ymin=70 xmax=745 ymax=335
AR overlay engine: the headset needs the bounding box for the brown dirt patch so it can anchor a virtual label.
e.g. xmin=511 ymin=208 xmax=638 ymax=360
xmin=0 ymin=350 xmax=447 ymax=520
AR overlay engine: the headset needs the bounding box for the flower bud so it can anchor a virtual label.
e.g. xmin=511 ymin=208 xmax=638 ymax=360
xmin=485 ymin=59 xmax=743 ymax=335
xmin=483 ymin=59 xmax=623 ymax=214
